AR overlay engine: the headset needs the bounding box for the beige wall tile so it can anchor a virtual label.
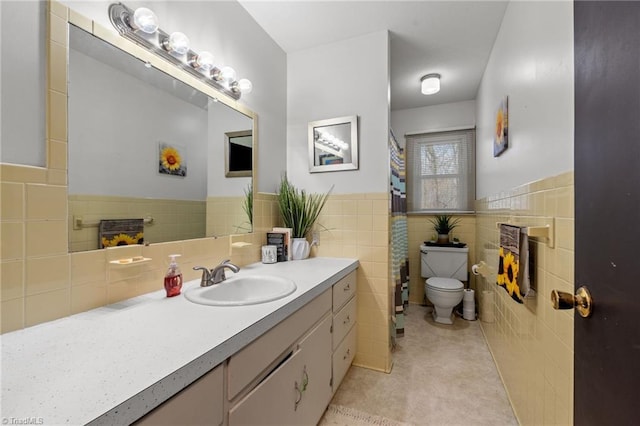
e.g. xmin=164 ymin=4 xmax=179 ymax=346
xmin=71 ymin=250 xmax=107 ymax=286
xmin=476 ymin=172 xmax=574 ymax=426
xmin=48 ymin=41 xmax=67 ymax=94
xmin=25 ymin=255 xmax=70 ymax=296
xmin=1 ymin=298 xmax=24 ymax=333
xmin=48 ymin=140 xmax=68 ymax=171
xmin=25 ymin=288 xmax=70 ymax=327
xmin=71 ymin=282 xmax=108 ymax=314
xmin=48 ymin=90 xmax=68 ymax=142
xmin=26 ymin=184 xmax=67 ymax=221
xmin=48 ymin=12 xmax=68 ymax=45
xmin=0 ymin=164 xmax=47 ymax=184
xmin=25 ymin=221 xmax=67 ymax=257
xmin=1 ymin=182 xmax=24 ymax=221
xmin=1 ymin=260 xmax=24 ymax=301
xmin=1 ymin=222 xmax=24 ymax=261
xmin=50 ymin=1 xmax=69 ymax=20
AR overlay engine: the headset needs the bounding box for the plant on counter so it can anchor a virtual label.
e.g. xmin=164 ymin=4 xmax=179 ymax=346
xmin=242 ymin=182 xmax=253 ymax=226
xmin=277 ymin=175 xmax=332 ymax=239
xmin=429 ymin=214 xmax=461 ymax=244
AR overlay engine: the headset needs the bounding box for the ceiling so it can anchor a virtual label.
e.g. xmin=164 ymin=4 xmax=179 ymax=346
xmin=238 ymin=0 xmax=508 ymax=111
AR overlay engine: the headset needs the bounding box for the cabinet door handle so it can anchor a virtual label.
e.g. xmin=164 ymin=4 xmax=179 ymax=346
xmin=343 ymin=315 xmax=350 ymax=325
xmin=343 ymin=348 xmax=351 ymax=360
xmin=294 ymin=381 xmax=302 ymax=411
xmin=301 ymin=365 xmax=309 ymax=392
xmin=343 ymin=283 xmax=350 ymax=291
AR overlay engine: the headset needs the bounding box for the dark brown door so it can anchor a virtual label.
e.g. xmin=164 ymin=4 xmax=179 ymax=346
xmin=574 ymin=1 xmax=640 ymax=424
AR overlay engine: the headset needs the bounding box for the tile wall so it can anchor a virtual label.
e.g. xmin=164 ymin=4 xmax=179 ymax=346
xmin=314 ymin=193 xmax=392 ymax=373
xmin=407 ymin=215 xmax=476 ymax=304
xmin=68 ymin=195 xmax=206 ymax=252
xmin=475 ymin=171 xmax=574 ymax=425
xmin=206 ymin=196 xmax=251 ymax=237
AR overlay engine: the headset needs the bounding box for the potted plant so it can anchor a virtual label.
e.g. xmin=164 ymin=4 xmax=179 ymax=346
xmin=277 ymin=175 xmax=331 ymax=259
xmin=429 ymin=214 xmax=461 ymax=244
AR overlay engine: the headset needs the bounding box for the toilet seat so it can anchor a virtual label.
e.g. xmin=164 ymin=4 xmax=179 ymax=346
xmin=426 ymin=277 xmax=463 ymax=292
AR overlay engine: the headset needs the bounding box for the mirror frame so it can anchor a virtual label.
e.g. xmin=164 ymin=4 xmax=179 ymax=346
xmin=308 ymin=115 xmax=358 ymax=173
xmin=60 ymin=9 xmax=258 ymax=251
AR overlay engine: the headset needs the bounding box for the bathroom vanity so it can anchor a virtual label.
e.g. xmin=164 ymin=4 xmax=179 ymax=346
xmin=0 ymin=257 xmax=358 ymax=425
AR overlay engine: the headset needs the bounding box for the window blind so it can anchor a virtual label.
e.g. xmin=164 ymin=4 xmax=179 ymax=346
xmin=406 ymin=129 xmax=475 ymax=213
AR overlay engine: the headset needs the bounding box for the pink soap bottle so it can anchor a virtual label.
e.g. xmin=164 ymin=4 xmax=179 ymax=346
xmin=164 ymin=254 xmax=183 ymax=297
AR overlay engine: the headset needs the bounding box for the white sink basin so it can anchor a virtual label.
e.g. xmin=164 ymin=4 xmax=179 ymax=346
xmin=184 ymin=275 xmax=297 ymax=306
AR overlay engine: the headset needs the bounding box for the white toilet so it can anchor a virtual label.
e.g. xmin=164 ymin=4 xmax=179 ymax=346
xmin=420 ymin=245 xmax=469 ymax=324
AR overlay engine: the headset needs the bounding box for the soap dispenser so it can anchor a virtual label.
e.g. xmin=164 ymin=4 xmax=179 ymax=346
xmin=164 ymin=254 xmax=183 ymax=297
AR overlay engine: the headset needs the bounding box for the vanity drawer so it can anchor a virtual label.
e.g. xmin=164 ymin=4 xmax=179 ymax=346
xmin=332 ymin=270 xmax=356 ymax=311
xmin=332 ymin=326 xmax=356 ymax=394
xmin=332 ymin=296 xmax=356 ymax=350
xmin=228 ymin=289 xmax=331 ymax=400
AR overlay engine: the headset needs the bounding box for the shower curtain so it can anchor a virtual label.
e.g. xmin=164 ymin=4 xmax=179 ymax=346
xmin=390 ymin=129 xmax=409 ymax=338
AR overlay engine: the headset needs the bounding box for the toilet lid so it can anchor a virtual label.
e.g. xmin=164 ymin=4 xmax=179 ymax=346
xmin=426 ymin=277 xmax=463 ymax=291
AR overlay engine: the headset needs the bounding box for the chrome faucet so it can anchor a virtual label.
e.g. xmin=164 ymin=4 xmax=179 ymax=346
xmin=193 ymin=259 xmax=240 ymax=287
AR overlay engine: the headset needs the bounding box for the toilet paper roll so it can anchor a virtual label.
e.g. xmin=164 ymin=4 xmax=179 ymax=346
xmin=463 ymin=289 xmax=476 ymax=320
xmin=481 ymin=290 xmax=495 ymax=323
xmin=463 ymin=288 xmax=475 ymax=301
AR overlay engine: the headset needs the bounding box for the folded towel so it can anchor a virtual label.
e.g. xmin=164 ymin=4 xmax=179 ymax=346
xmin=496 ymin=224 xmax=530 ymax=303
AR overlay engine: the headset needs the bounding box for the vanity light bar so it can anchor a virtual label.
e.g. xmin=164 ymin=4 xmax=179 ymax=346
xmin=109 ymin=2 xmax=252 ymax=101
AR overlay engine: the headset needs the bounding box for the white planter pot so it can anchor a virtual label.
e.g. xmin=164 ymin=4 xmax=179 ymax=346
xmin=291 ymin=238 xmax=310 ymax=260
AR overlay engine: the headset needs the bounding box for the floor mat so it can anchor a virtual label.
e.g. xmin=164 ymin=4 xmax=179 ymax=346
xmin=318 ymin=404 xmax=413 ymax=426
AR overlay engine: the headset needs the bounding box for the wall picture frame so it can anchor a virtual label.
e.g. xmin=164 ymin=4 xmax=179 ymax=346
xmin=224 ymin=130 xmax=253 ymax=177
xmin=159 ymin=142 xmax=187 ymax=177
xmin=494 ymin=96 xmax=509 ymax=157
xmin=308 ymin=115 xmax=358 ymax=173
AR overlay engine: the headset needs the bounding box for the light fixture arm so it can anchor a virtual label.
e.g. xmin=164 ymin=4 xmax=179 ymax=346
xmin=108 ymin=2 xmax=247 ymax=100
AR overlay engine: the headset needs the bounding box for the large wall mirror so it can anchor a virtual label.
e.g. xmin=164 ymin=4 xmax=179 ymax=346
xmin=67 ymin=25 xmax=255 ymax=252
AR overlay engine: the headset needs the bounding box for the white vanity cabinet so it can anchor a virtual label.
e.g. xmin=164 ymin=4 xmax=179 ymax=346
xmin=331 ymin=270 xmax=357 ymax=393
xmin=228 ymin=289 xmax=333 ymax=425
xmin=134 ymin=363 xmax=224 ymax=426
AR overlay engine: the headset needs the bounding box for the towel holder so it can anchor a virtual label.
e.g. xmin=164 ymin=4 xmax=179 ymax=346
xmin=495 ymin=217 xmax=555 ymax=248
xmin=73 ymin=215 xmax=154 ymax=230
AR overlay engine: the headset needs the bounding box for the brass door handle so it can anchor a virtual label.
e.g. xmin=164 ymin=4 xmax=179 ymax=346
xmin=550 ymin=286 xmax=593 ymax=318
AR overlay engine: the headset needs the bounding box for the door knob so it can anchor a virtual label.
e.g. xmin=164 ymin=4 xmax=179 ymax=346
xmin=550 ymin=286 xmax=593 ymax=318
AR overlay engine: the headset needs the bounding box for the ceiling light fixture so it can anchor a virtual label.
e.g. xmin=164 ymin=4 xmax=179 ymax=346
xmin=421 ymin=73 xmax=441 ymax=95
xmin=109 ymin=2 xmax=252 ymax=100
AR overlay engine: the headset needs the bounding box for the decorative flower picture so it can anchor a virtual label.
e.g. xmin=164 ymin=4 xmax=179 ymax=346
xmin=493 ymin=96 xmax=508 ymax=157
xmin=159 ymin=142 xmax=187 ymax=177
xmin=99 ymin=219 xmax=144 ymax=248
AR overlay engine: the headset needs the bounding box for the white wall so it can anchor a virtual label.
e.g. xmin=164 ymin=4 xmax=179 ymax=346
xmin=475 ymin=1 xmax=574 ymax=199
xmin=390 ymin=100 xmax=476 ymax=148
xmin=287 ymin=31 xmax=390 ymax=194
xmin=3 ymin=0 xmax=286 ymax=193
xmin=68 ymin=49 xmax=208 ymax=200
xmin=0 ymin=0 xmax=46 ymax=166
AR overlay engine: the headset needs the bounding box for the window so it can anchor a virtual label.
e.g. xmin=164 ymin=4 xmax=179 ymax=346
xmin=406 ymin=128 xmax=475 ymax=213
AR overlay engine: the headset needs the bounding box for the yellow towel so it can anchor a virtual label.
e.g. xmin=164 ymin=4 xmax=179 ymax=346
xmin=496 ymin=224 xmax=530 ymax=303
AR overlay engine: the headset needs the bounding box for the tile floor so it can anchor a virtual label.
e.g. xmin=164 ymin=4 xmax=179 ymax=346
xmin=326 ymin=305 xmax=518 ymax=425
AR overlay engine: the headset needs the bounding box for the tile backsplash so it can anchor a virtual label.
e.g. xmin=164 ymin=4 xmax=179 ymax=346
xmin=475 ymin=171 xmax=574 ymax=425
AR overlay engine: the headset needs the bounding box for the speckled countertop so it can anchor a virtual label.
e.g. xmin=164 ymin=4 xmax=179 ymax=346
xmin=0 ymin=257 xmax=358 ymax=425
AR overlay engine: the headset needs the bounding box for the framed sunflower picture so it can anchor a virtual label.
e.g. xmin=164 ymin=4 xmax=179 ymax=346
xmin=99 ymin=219 xmax=144 ymax=249
xmin=493 ymin=96 xmax=508 ymax=157
xmin=159 ymin=142 xmax=187 ymax=177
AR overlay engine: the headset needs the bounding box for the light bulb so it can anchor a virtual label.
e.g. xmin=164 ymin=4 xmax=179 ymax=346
xmin=237 ymin=78 xmax=253 ymax=94
xmin=194 ymin=51 xmax=215 ymax=72
xmin=421 ymin=73 xmax=441 ymax=95
xmin=132 ymin=7 xmax=158 ymax=34
xmin=165 ymin=32 xmax=190 ymax=55
xmin=220 ymin=66 xmax=237 ymax=83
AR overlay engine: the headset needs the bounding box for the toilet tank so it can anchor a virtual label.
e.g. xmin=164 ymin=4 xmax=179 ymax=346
xmin=420 ymin=245 xmax=469 ymax=281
